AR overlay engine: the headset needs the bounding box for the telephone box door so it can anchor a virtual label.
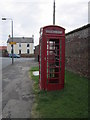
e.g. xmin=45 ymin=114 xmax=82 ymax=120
xmin=46 ymin=37 xmax=65 ymax=90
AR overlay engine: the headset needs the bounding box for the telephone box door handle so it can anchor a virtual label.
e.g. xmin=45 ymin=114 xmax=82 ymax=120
xmin=44 ymin=57 xmax=46 ymax=61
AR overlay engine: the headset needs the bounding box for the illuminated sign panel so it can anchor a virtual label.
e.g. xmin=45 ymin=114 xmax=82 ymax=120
xmin=46 ymin=30 xmax=63 ymax=34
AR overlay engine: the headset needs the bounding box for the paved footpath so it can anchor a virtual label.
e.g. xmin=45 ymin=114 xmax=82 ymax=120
xmin=2 ymin=58 xmax=38 ymax=118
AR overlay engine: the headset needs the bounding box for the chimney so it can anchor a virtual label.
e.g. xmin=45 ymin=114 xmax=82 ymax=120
xmin=32 ymin=35 xmax=34 ymax=43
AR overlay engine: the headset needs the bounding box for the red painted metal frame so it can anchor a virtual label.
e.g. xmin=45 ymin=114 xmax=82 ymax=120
xmin=39 ymin=25 xmax=65 ymax=91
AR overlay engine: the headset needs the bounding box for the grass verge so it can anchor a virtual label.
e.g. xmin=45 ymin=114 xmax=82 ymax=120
xmin=30 ymin=66 xmax=88 ymax=118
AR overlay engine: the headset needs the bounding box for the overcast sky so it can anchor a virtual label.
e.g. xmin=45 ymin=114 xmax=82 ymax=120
xmin=0 ymin=0 xmax=89 ymax=46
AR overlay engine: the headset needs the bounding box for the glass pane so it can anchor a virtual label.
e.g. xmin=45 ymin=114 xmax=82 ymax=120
xmin=47 ymin=38 xmax=60 ymax=83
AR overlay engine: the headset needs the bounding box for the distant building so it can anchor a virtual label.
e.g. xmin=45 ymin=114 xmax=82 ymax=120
xmin=7 ymin=37 xmax=34 ymax=57
xmin=0 ymin=46 xmax=8 ymax=57
xmin=0 ymin=46 xmax=7 ymax=50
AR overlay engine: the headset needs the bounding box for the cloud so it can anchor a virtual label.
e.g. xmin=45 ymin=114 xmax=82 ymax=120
xmin=0 ymin=0 xmax=89 ymax=46
xmin=56 ymin=0 xmax=88 ymax=32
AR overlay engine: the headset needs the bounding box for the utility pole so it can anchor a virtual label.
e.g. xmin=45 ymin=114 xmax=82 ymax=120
xmin=2 ymin=18 xmax=14 ymax=64
xmin=11 ymin=20 xmax=14 ymax=64
xmin=53 ymin=0 xmax=55 ymax=25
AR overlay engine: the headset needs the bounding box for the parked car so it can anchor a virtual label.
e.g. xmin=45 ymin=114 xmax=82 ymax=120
xmin=8 ymin=54 xmax=20 ymax=58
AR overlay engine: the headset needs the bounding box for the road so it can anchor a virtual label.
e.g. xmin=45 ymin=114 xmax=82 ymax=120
xmin=2 ymin=57 xmax=38 ymax=118
xmin=0 ymin=57 xmax=34 ymax=70
xmin=0 ymin=57 xmax=36 ymax=118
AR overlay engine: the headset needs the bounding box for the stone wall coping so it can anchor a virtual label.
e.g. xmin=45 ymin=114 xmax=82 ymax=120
xmin=66 ymin=24 xmax=90 ymax=36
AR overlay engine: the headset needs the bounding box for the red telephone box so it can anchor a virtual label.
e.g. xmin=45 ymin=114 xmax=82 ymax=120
xmin=39 ymin=25 xmax=65 ymax=91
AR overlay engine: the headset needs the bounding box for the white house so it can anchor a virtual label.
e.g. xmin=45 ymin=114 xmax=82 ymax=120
xmin=7 ymin=37 xmax=34 ymax=55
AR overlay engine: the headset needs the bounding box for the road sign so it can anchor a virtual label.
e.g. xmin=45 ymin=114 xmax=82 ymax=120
xmin=9 ymin=42 xmax=16 ymax=45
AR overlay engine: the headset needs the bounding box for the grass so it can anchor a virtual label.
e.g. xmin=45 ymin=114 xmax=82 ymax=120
xmin=30 ymin=66 xmax=88 ymax=118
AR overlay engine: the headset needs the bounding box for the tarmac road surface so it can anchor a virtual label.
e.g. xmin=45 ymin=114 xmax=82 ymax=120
xmin=2 ymin=58 xmax=38 ymax=118
xmin=0 ymin=57 xmax=35 ymax=70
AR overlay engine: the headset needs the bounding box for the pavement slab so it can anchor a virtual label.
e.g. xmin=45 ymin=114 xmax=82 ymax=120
xmin=2 ymin=58 xmax=38 ymax=118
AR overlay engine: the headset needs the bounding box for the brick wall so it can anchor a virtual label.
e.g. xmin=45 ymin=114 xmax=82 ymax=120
xmin=65 ymin=24 xmax=90 ymax=77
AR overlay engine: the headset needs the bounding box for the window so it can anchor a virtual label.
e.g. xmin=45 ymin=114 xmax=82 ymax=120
xmin=19 ymin=50 xmax=21 ymax=54
xmin=27 ymin=49 xmax=29 ymax=54
xmin=27 ymin=44 xmax=29 ymax=47
xmin=19 ymin=43 xmax=21 ymax=47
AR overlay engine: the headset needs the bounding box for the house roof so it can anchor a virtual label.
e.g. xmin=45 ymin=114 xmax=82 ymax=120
xmin=0 ymin=46 xmax=7 ymax=50
xmin=7 ymin=37 xmax=34 ymax=43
